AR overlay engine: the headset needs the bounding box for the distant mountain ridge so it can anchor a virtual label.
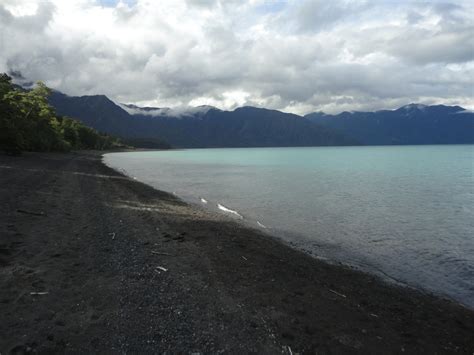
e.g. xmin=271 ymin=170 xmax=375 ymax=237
xmin=49 ymin=91 xmax=357 ymax=148
xmin=48 ymin=91 xmax=473 ymax=148
xmin=305 ymin=104 xmax=473 ymax=145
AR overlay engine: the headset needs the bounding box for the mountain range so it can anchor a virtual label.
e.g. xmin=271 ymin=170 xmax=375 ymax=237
xmin=48 ymin=91 xmax=473 ymax=148
xmin=306 ymin=104 xmax=473 ymax=145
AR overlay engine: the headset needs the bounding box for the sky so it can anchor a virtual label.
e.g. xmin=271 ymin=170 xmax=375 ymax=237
xmin=0 ymin=0 xmax=473 ymax=114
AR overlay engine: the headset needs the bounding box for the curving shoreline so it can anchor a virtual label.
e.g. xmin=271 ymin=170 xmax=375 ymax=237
xmin=1 ymin=151 xmax=473 ymax=353
xmin=103 ymin=146 xmax=474 ymax=310
xmin=107 ymin=172 xmax=426 ymax=303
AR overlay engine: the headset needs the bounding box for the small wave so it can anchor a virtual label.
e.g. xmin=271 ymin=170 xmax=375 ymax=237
xmin=217 ymin=203 xmax=242 ymax=218
xmin=200 ymin=198 xmax=208 ymax=204
xmin=257 ymin=221 xmax=267 ymax=229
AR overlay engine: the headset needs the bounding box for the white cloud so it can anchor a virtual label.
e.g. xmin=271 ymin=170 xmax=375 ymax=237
xmin=0 ymin=0 xmax=473 ymax=114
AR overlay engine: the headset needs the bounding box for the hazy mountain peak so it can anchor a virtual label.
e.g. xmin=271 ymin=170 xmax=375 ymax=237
xmin=234 ymin=106 xmax=291 ymax=115
xmin=234 ymin=106 xmax=262 ymax=112
xmin=120 ymin=103 xmax=218 ymax=119
xmin=398 ymin=103 xmax=428 ymax=111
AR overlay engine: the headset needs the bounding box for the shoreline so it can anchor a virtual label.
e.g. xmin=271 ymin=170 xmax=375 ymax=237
xmin=1 ymin=151 xmax=473 ymax=353
xmin=100 ymin=150 xmax=474 ymax=312
xmin=104 ymin=149 xmax=473 ymax=310
xmin=118 ymin=182 xmax=431 ymax=305
xmin=95 ymin=151 xmax=474 ymax=315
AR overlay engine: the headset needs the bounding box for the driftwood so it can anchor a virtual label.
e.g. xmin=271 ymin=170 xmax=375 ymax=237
xmin=156 ymin=266 xmax=168 ymax=272
xmin=329 ymin=289 xmax=347 ymax=298
xmin=30 ymin=292 xmax=48 ymax=295
xmin=17 ymin=209 xmax=46 ymax=216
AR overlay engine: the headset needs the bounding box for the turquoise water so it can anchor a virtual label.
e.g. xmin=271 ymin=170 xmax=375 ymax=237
xmin=105 ymin=145 xmax=474 ymax=308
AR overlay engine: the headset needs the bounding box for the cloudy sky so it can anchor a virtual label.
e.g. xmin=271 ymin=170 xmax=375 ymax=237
xmin=0 ymin=0 xmax=473 ymax=114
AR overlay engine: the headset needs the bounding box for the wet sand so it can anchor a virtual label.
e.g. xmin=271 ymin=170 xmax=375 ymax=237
xmin=1 ymin=151 xmax=473 ymax=353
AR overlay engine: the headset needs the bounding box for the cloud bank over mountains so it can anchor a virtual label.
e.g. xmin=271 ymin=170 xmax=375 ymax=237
xmin=0 ymin=0 xmax=473 ymax=114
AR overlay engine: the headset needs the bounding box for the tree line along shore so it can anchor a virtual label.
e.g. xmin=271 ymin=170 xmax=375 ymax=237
xmin=0 ymin=73 xmax=124 ymax=154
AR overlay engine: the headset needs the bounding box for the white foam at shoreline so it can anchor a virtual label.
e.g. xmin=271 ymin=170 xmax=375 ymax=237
xmin=200 ymin=198 xmax=208 ymax=204
xmin=217 ymin=203 xmax=242 ymax=218
xmin=257 ymin=221 xmax=267 ymax=229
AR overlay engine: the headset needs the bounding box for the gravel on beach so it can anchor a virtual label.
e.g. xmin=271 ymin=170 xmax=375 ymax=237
xmin=1 ymin=151 xmax=473 ymax=354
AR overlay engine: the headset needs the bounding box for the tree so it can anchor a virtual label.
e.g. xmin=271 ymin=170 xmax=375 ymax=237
xmin=0 ymin=73 xmax=123 ymax=153
xmin=0 ymin=74 xmax=25 ymax=153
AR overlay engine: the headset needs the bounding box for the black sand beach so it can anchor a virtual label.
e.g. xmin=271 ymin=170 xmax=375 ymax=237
xmin=1 ymin=151 xmax=473 ymax=354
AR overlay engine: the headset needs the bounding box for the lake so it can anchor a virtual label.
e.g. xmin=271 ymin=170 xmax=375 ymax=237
xmin=104 ymin=145 xmax=474 ymax=308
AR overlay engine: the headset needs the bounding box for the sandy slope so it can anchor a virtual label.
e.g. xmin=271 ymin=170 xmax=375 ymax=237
xmin=0 ymin=151 xmax=473 ymax=354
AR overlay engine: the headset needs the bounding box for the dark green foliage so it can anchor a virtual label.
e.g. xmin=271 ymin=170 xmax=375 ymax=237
xmin=0 ymin=73 xmax=123 ymax=153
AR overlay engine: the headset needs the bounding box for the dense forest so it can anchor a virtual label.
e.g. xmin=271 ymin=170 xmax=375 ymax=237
xmin=0 ymin=73 xmax=123 ymax=154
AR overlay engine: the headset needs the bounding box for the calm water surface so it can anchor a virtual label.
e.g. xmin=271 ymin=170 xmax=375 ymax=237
xmin=105 ymin=145 xmax=474 ymax=307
